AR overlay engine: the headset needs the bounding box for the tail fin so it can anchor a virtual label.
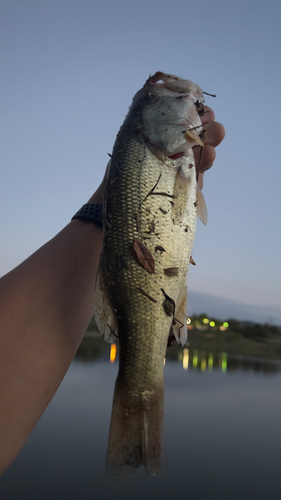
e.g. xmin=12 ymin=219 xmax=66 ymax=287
xmin=106 ymin=380 xmax=164 ymax=476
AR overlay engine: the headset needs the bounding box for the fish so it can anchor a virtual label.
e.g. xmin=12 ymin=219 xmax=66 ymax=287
xmin=94 ymin=72 xmax=207 ymax=475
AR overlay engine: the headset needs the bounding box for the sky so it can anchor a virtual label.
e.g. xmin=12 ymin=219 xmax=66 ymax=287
xmin=1 ymin=0 xmax=281 ymax=324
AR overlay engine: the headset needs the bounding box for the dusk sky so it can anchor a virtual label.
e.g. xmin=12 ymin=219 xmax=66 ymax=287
xmin=1 ymin=0 xmax=280 ymax=323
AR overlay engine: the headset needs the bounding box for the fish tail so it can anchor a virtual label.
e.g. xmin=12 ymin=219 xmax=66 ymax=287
xmin=106 ymin=379 xmax=164 ymax=476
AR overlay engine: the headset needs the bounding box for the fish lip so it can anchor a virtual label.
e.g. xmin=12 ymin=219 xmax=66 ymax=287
xmin=148 ymin=71 xmax=185 ymax=85
xmin=146 ymin=72 xmax=204 ymax=104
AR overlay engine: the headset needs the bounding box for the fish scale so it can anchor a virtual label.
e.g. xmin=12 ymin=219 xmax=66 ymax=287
xmin=104 ymin=138 xmax=175 ymax=391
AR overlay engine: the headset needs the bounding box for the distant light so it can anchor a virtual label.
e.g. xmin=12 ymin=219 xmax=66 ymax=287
xmin=203 ymin=318 xmax=209 ymax=324
xmin=183 ymin=348 xmax=189 ymax=370
xmin=220 ymin=326 xmax=226 ymax=331
xmin=110 ymin=344 xmax=117 ymax=364
xmin=223 ymin=322 xmax=229 ymax=328
xmin=187 ymin=318 xmax=192 ymax=325
xmin=201 ymin=358 xmax=207 ymax=372
xmin=221 ymin=352 xmax=227 ymax=373
xmin=209 ymin=321 xmax=215 ymax=327
xmin=208 ymin=354 xmax=214 ymax=371
xmin=193 ymin=351 xmax=198 ymax=368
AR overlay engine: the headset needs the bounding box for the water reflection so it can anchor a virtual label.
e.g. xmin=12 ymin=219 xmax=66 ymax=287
xmin=2 ymin=345 xmax=281 ymax=499
xmin=179 ymin=349 xmax=281 ymax=374
xmin=109 ymin=343 xmax=117 ymax=364
xmin=74 ymin=329 xmax=281 ymax=476
xmin=76 ymin=333 xmax=281 ymax=376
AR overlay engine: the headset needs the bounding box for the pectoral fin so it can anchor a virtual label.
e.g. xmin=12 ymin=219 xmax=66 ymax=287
xmin=196 ymin=185 xmax=208 ymax=225
xmin=172 ymin=167 xmax=191 ymax=225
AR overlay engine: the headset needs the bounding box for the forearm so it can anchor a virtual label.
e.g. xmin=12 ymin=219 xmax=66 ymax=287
xmin=0 ymin=202 xmax=103 ymax=473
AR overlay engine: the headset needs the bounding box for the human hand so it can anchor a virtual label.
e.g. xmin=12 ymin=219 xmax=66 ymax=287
xmin=194 ymin=106 xmax=225 ymax=189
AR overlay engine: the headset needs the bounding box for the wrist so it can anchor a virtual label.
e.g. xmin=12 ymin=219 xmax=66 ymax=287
xmin=71 ymin=203 xmax=103 ymax=228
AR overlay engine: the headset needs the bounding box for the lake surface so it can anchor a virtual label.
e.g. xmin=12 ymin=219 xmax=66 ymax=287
xmin=1 ymin=340 xmax=281 ymax=500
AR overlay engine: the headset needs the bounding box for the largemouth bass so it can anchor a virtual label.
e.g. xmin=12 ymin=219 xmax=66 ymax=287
xmin=94 ymin=72 xmax=207 ymax=474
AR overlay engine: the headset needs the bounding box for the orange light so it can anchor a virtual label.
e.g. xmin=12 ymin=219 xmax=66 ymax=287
xmin=110 ymin=343 xmax=117 ymax=363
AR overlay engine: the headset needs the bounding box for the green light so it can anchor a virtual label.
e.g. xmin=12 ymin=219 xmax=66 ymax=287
xmin=209 ymin=321 xmax=215 ymax=327
xmin=201 ymin=358 xmax=207 ymax=372
xmin=203 ymin=318 xmax=209 ymax=324
xmin=208 ymin=354 xmax=213 ymax=371
xmin=193 ymin=351 xmax=198 ymax=368
xmin=221 ymin=352 xmax=227 ymax=373
xmin=187 ymin=318 xmax=192 ymax=325
xmin=223 ymin=322 xmax=229 ymax=328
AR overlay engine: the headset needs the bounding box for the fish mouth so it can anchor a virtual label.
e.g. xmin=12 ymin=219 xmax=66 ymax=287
xmin=168 ymin=151 xmax=186 ymax=160
xmin=147 ymin=71 xmax=204 ymax=103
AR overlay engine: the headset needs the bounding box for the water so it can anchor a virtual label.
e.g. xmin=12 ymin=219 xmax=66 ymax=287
xmin=1 ymin=342 xmax=281 ymax=500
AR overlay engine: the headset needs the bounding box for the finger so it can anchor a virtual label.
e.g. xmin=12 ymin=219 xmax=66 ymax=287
xmin=195 ymin=105 xmax=225 ymax=190
xmin=200 ymin=105 xmax=225 ymax=147
xmin=194 ymin=144 xmax=216 ymax=173
xmin=202 ymin=120 xmax=225 ymax=148
xmin=202 ymin=105 xmax=215 ymax=122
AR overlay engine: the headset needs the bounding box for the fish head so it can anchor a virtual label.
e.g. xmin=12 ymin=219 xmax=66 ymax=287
xmin=137 ymin=72 xmax=205 ymax=159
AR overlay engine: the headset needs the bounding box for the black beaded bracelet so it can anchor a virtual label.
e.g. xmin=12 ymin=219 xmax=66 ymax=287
xmin=71 ymin=203 xmax=103 ymax=228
